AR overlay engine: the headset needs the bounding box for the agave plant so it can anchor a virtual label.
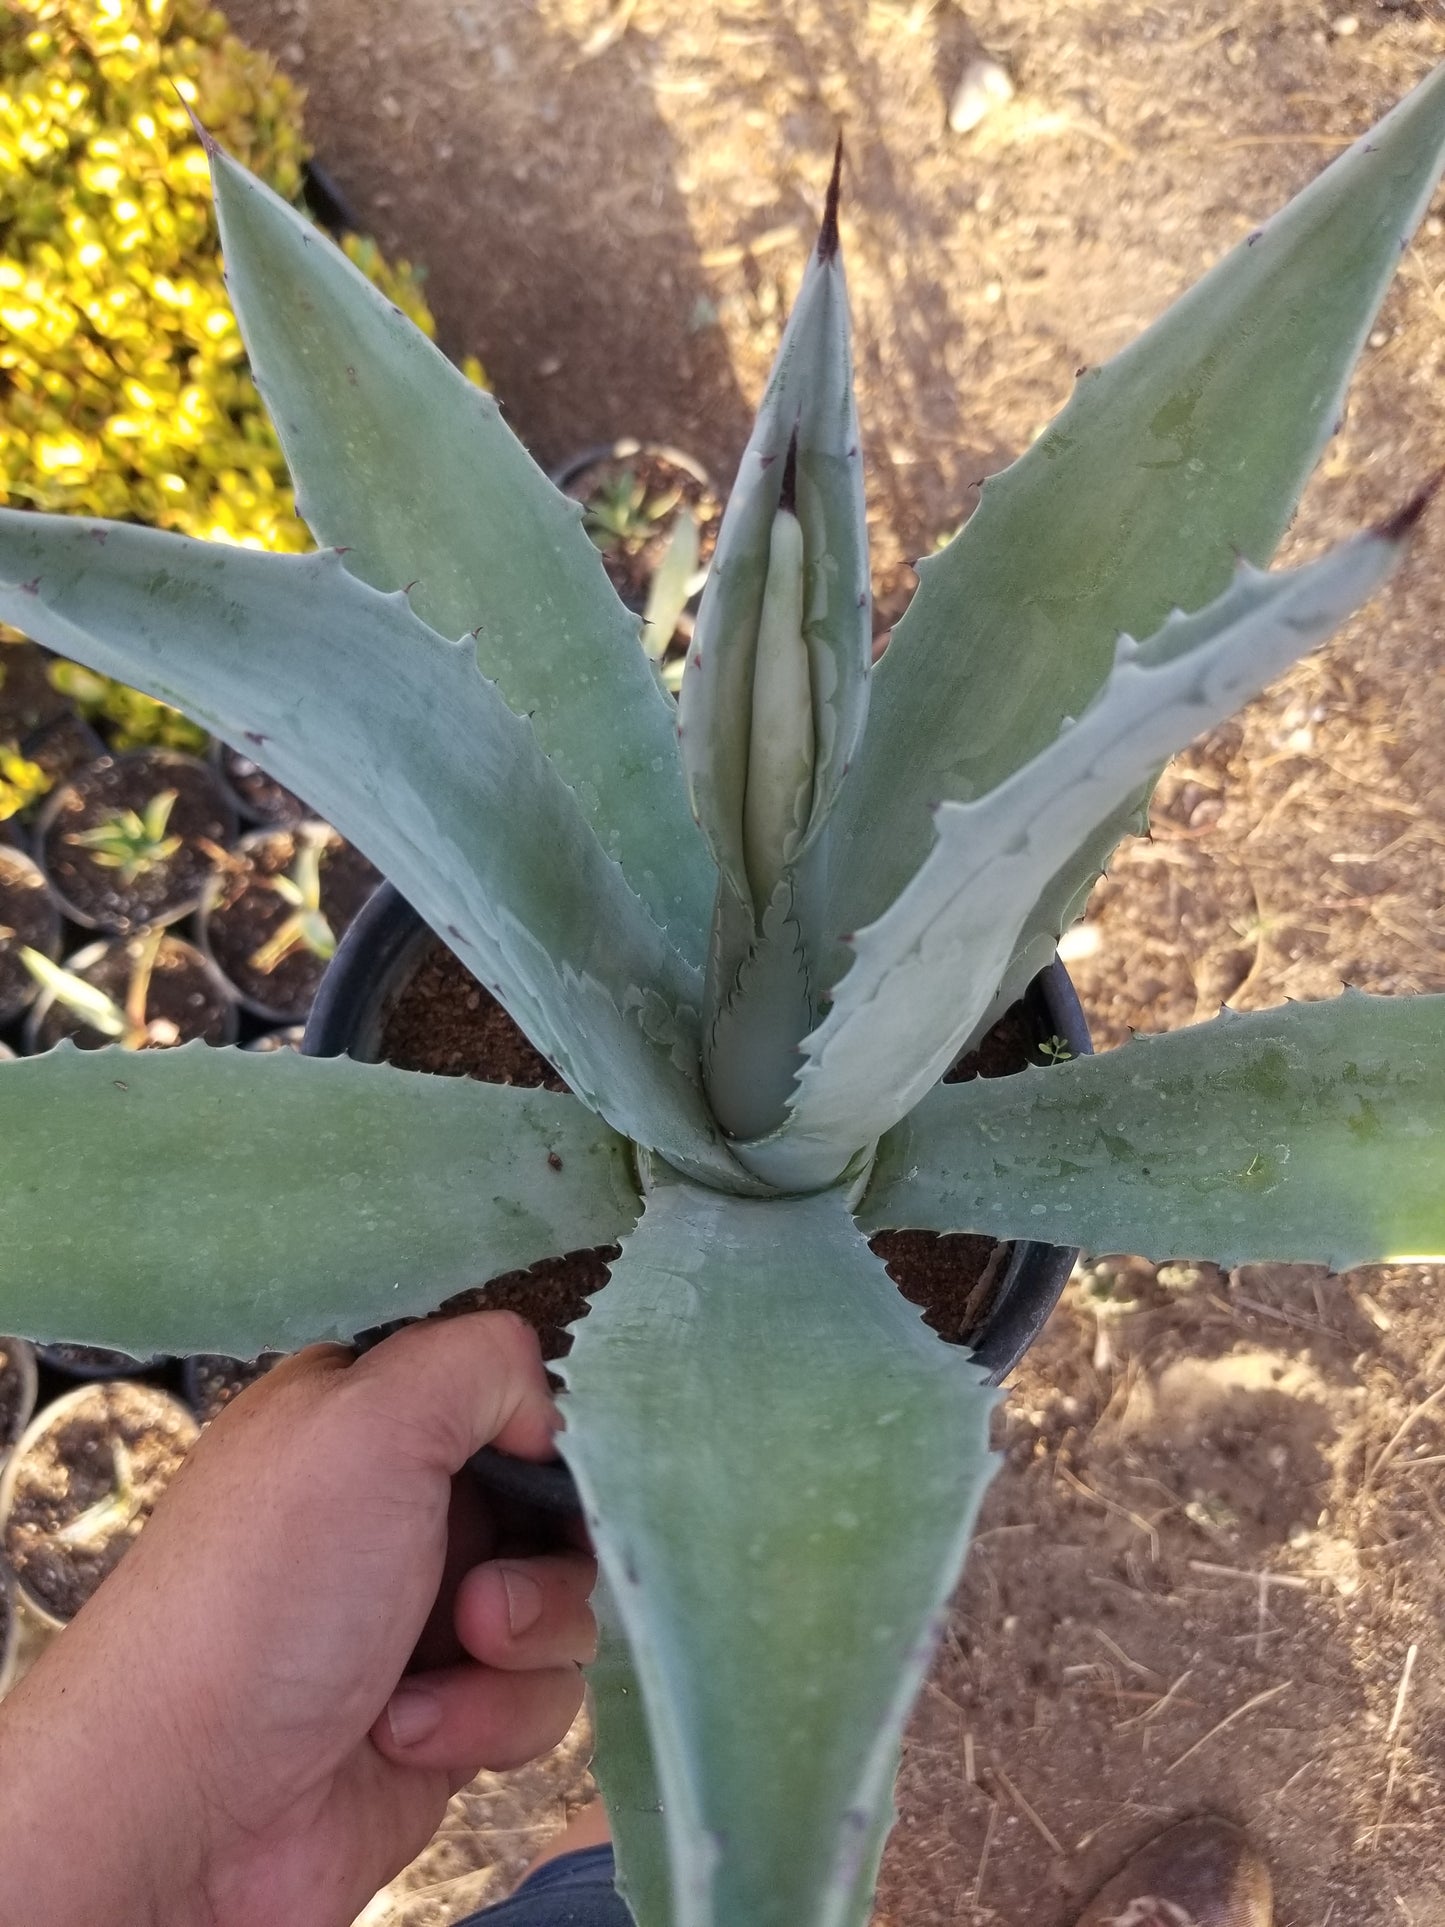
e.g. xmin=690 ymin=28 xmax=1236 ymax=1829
xmin=2 ymin=69 xmax=1445 ymax=1927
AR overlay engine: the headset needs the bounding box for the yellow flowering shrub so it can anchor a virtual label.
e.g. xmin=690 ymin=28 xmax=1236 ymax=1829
xmin=0 ymin=0 xmax=484 ymax=763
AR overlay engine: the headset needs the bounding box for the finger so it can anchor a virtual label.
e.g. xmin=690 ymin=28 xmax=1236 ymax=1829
xmin=455 ymin=1554 xmax=597 ymax=1671
xmin=372 ymin=1660 xmax=584 ymax=1775
xmin=341 ymin=1311 xmax=561 ymax=1477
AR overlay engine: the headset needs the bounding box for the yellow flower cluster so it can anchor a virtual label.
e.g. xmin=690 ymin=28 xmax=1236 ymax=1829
xmin=0 ymin=0 xmax=484 ymax=769
xmin=0 ymin=0 xmax=478 ymax=546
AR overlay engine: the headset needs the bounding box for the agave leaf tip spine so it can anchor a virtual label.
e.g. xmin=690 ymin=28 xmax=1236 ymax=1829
xmin=818 ymin=132 xmax=845 ymax=262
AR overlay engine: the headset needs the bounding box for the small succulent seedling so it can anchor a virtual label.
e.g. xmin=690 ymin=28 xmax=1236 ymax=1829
xmin=66 ymin=788 xmax=182 ymax=885
xmin=247 ymin=826 xmax=337 ymax=974
xmin=22 ymin=929 xmax=177 ymax=1050
xmin=3 ymin=75 xmax=1445 ymax=1927
xmin=583 ymin=465 xmax=683 ymax=555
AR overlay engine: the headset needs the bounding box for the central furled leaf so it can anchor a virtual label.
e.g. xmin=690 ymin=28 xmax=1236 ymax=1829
xmin=559 ymin=1175 xmax=996 ymax=1927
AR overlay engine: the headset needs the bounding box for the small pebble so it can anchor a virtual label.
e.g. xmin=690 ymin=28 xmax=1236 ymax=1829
xmin=1332 ymin=13 xmax=1359 ymax=34
xmin=948 ymin=55 xmax=1014 ymax=135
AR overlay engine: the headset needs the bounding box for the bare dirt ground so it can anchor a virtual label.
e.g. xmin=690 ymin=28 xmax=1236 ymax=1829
xmin=216 ymin=2 xmax=1445 ymax=1922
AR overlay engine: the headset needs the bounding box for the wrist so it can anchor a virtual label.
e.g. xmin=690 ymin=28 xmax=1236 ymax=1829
xmin=0 ymin=1626 xmax=212 ymax=1927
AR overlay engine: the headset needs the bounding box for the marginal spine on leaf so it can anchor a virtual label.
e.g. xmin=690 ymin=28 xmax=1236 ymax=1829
xmin=818 ymin=134 xmax=844 ymax=263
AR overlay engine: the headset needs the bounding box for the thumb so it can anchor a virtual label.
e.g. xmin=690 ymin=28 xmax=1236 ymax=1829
xmin=342 ymin=1310 xmax=562 ymax=1476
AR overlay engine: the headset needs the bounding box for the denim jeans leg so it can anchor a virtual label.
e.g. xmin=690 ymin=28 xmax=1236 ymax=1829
xmin=450 ymin=1844 xmax=631 ymax=1926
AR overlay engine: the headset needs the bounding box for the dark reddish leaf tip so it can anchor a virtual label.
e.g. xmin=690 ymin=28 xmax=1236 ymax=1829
xmin=818 ymin=134 xmax=844 ymax=263
xmin=1376 ymin=468 xmax=1445 ymax=543
xmin=176 ymin=91 xmax=218 ymax=156
xmin=779 ymin=425 xmax=800 ymax=516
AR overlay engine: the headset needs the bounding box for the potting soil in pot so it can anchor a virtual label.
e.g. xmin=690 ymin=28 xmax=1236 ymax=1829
xmin=379 ymin=938 xmax=611 ymax=1358
xmin=2 ymin=1382 xmax=198 ymax=1623
xmin=377 ymin=934 xmax=1041 ymax=1354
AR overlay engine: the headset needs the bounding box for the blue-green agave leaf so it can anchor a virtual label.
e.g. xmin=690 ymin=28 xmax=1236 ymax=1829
xmin=0 ymin=513 xmax=752 ymax=1188
xmin=0 ymin=1044 xmax=639 ymax=1357
xmin=739 ymin=514 xmax=1415 ymax=1190
xmin=860 ymin=992 xmax=1445 ymax=1271
xmin=559 ymin=1174 xmax=996 ymax=1927
xmin=207 ymin=139 xmax=711 ymax=965
xmin=817 ymin=60 xmax=1445 ymax=990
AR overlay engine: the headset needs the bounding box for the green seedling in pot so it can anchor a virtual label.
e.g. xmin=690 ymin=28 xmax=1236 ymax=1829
xmin=248 ymin=827 xmax=337 ymax=975
xmin=1 ymin=76 xmax=1445 ymax=1927
xmin=67 ymin=788 xmax=182 ymax=886
xmin=583 ymin=465 xmax=684 ymax=556
xmin=22 ymin=928 xmax=176 ymax=1050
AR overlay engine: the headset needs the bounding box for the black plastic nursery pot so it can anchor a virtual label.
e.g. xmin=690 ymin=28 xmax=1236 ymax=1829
xmin=550 ymin=439 xmax=719 ymax=616
xmin=307 ymin=885 xmax=1093 ymax=1513
xmin=0 ymin=1381 xmax=199 ymax=1631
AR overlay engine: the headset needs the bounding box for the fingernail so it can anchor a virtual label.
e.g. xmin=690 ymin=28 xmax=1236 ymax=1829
xmin=499 ymin=1563 xmax=544 ymax=1636
xmin=387 ymin=1684 xmax=442 ymax=1748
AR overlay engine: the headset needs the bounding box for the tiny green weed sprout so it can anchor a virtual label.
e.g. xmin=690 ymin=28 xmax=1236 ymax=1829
xmin=67 ymin=789 xmax=182 ymax=885
xmin=3 ymin=73 xmax=1445 ymax=1927
xmin=1036 ymin=1034 xmax=1074 ymax=1064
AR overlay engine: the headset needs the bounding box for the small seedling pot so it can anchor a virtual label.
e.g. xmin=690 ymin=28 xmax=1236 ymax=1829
xmin=181 ymin=1352 xmax=283 ymax=1426
xmin=35 ymin=1344 xmax=151 ymax=1383
xmin=309 ymin=885 xmax=1092 ymax=1513
xmin=0 ymin=846 xmax=61 ymax=1028
xmin=0 ymin=1563 xmax=18 ymax=1701
xmin=22 ymin=932 xmax=238 ymax=1055
xmin=208 ymin=739 xmax=309 ymax=828
xmin=35 ymin=748 xmax=235 ymax=935
xmin=198 ymin=823 xmax=380 ymax=1024
xmin=0 ymin=1380 xmax=199 ymax=1630
xmin=0 ymin=1337 xmax=39 ymax=1471
xmin=551 ymin=439 xmax=719 ymax=613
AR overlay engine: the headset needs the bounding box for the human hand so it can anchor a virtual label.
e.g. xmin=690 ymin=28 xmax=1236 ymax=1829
xmin=0 ymin=1312 xmax=596 ymax=1927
